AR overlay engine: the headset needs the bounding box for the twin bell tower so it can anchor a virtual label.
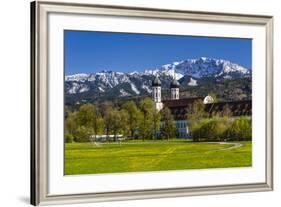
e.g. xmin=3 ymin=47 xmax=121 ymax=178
xmin=152 ymin=75 xmax=180 ymax=111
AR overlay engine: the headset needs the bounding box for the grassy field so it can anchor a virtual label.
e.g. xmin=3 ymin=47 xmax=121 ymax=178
xmin=64 ymin=140 xmax=252 ymax=175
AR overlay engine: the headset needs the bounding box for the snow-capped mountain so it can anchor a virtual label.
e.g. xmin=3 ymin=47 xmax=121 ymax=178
xmin=65 ymin=57 xmax=251 ymax=101
xmin=127 ymin=57 xmax=250 ymax=79
xmin=65 ymin=70 xmax=154 ymax=95
xmin=154 ymin=57 xmax=250 ymax=79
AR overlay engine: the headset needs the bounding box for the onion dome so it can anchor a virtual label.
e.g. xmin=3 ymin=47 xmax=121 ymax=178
xmin=203 ymin=95 xmax=214 ymax=104
xmin=170 ymin=79 xmax=180 ymax=88
xmin=152 ymin=76 xmax=161 ymax=87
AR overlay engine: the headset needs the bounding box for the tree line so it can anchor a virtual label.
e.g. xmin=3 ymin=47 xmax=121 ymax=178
xmin=65 ymin=97 xmax=252 ymax=143
xmin=187 ymin=100 xmax=252 ymax=142
xmin=65 ymin=97 xmax=176 ymax=143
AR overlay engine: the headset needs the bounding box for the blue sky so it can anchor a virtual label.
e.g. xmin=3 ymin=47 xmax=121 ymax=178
xmin=64 ymin=30 xmax=252 ymax=75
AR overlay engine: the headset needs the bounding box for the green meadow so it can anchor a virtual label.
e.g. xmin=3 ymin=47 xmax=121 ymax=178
xmin=64 ymin=140 xmax=252 ymax=175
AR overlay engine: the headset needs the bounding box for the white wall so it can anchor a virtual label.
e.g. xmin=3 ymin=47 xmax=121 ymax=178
xmin=0 ymin=0 xmax=280 ymax=206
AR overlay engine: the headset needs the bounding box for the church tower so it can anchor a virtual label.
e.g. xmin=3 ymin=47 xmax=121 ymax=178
xmin=152 ymin=76 xmax=163 ymax=111
xmin=170 ymin=79 xmax=180 ymax=100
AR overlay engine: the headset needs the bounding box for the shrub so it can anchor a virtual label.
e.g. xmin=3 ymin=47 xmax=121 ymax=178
xmin=197 ymin=118 xmax=229 ymax=141
xmin=189 ymin=119 xmax=209 ymax=141
xmin=224 ymin=116 xmax=252 ymax=141
xmin=65 ymin=133 xmax=74 ymax=143
xmin=190 ymin=117 xmax=234 ymax=142
xmin=193 ymin=118 xmax=229 ymax=141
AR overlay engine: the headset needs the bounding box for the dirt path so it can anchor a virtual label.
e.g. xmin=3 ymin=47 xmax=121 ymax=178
xmin=205 ymin=142 xmax=243 ymax=153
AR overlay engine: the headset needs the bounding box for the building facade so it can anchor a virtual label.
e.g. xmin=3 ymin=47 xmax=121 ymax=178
xmin=151 ymin=76 xmax=252 ymax=138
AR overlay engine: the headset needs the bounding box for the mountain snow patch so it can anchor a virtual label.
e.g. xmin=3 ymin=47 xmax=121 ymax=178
xmin=130 ymin=83 xmax=140 ymax=94
xmin=142 ymin=84 xmax=152 ymax=93
xmin=120 ymin=89 xmax=130 ymax=97
xmin=98 ymin=87 xmax=105 ymax=92
xmin=65 ymin=73 xmax=89 ymax=82
xmin=79 ymin=85 xmax=90 ymax=93
xmin=175 ymin=73 xmax=183 ymax=80
xmin=68 ymin=82 xmax=89 ymax=94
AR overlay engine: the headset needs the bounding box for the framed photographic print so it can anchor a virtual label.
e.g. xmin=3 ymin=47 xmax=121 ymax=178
xmin=31 ymin=0 xmax=273 ymax=205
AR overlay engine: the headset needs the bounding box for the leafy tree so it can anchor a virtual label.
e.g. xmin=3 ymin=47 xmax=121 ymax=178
xmin=99 ymin=101 xmax=113 ymax=117
xmin=224 ymin=116 xmax=252 ymax=141
xmin=152 ymin=108 xmax=161 ymax=140
xmin=65 ymin=111 xmax=78 ymax=136
xmin=139 ymin=98 xmax=154 ymax=140
xmin=91 ymin=105 xmax=104 ymax=141
xmin=75 ymin=104 xmax=105 ymax=142
xmin=110 ymin=108 xmax=129 ymax=141
xmin=208 ymin=92 xmax=217 ymax=103
xmin=186 ymin=100 xmax=208 ymax=141
xmin=103 ymin=105 xmax=114 ymax=140
xmin=65 ymin=111 xmax=78 ymax=143
xmin=186 ymin=100 xmax=208 ymax=121
xmin=188 ymin=119 xmax=207 ymax=142
xmin=217 ymin=104 xmax=232 ymax=118
xmin=74 ymin=126 xmax=93 ymax=142
xmin=76 ymin=104 xmax=95 ymax=128
xmin=160 ymin=107 xmax=176 ymax=140
xmin=119 ymin=109 xmax=130 ymax=138
xmin=199 ymin=119 xmax=229 ymax=141
xmin=122 ymin=101 xmax=141 ymax=139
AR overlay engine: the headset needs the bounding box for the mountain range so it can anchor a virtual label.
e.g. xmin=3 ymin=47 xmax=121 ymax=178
xmin=65 ymin=57 xmax=252 ymax=105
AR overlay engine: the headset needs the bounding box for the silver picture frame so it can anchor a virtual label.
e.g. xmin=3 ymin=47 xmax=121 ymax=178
xmin=30 ymin=0 xmax=274 ymax=205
